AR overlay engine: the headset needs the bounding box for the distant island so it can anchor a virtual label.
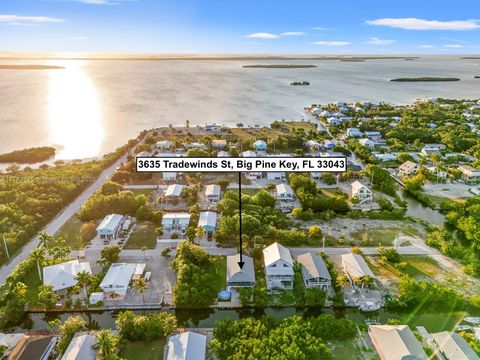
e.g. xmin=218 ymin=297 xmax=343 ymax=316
xmin=0 ymin=65 xmax=65 ymax=70
xmin=290 ymin=81 xmax=310 ymax=86
xmin=243 ymin=64 xmax=316 ymax=69
xmin=390 ymin=77 xmax=460 ymax=82
xmin=0 ymin=146 xmax=56 ymax=163
xmin=339 ymin=59 xmax=365 ymax=62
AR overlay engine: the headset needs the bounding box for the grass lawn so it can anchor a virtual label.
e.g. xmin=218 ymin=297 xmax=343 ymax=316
xmin=55 ymin=216 xmax=96 ymax=249
xmin=240 ymin=188 xmax=262 ymax=195
xmin=124 ymin=221 xmax=158 ymax=249
xmin=351 ymin=226 xmax=420 ymax=247
xmin=208 ymin=256 xmax=227 ymax=293
xmin=24 ymin=267 xmax=42 ymax=307
xmin=329 ymin=340 xmax=362 ymax=360
xmin=119 ymin=339 xmax=166 ymax=360
xmin=369 ymin=255 xmax=448 ymax=283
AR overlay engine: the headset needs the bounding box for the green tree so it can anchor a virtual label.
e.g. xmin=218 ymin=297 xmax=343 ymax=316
xmin=37 ymin=285 xmax=56 ymax=309
xmin=75 ymin=270 xmax=91 ymax=301
xmin=132 ymin=278 xmax=148 ymax=303
xmin=94 ymin=329 xmax=122 ymax=360
xmin=31 ymin=247 xmax=45 ymax=280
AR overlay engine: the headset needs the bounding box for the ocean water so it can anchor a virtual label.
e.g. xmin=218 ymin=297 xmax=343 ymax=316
xmin=0 ymin=56 xmax=479 ymax=159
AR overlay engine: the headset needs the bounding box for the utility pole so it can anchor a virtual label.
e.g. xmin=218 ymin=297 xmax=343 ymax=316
xmin=2 ymin=235 xmax=9 ymax=258
xmin=238 ymin=172 xmax=245 ymax=269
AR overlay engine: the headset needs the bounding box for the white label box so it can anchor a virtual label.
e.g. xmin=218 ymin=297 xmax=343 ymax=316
xmin=136 ymin=157 xmax=347 ymax=173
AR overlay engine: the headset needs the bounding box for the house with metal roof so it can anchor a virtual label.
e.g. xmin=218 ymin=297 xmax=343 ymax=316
xmin=226 ymin=254 xmax=255 ymax=288
xmin=351 ymin=181 xmax=373 ymax=204
xmin=276 ymin=183 xmax=294 ymax=201
xmin=398 ymin=161 xmax=418 ymax=177
xmin=432 ymin=331 xmax=479 ymax=360
xmin=164 ymin=184 xmax=184 ymax=199
xmin=99 ymin=263 xmax=137 ymax=298
xmin=369 ymin=325 xmax=428 ymax=360
xmin=166 ymin=331 xmax=207 ymax=360
xmin=61 ymin=332 xmax=98 ymax=360
xmin=297 ymin=253 xmax=332 ymax=290
xmin=263 ymin=242 xmax=294 ymax=291
xmin=205 ymin=184 xmax=221 ymax=203
xmin=96 ymin=214 xmax=124 ymax=240
xmin=162 ymin=213 xmax=191 ymax=231
xmin=198 ymin=211 xmax=217 ymax=233
xmin=43 ymin=260 xmax=92 ymax=292
xmin=341 ymin=253 xmax=375 ymax=282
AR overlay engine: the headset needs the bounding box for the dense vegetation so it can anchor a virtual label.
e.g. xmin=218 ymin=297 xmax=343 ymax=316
xmin=0 ymin=146 xmax=55 ymax=164
xmin=171 ymin=241 xmax=222 ymax=308
xmin=0 ymin=137 xmax=140 ymax=264
xmin=210 ymin=315 xmax=356 ymax=360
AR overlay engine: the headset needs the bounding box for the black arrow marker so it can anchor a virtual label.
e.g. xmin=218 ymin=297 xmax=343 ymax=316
xmin=238 ymin=171 xmax=245 ymax=270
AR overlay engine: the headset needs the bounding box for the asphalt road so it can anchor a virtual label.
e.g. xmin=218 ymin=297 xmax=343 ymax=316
xmin=0 ymin=150 xmax=131 ymax=282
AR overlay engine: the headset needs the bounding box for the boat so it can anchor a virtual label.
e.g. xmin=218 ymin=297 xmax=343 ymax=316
xmin=290 ymin=81 xmax=310 ymax=86
xmin=359 ymin=301 xmax=381 ymax=312
xmin=464 ymin=317 xmax=480 ymax=325
xmin=455 ymin=325 xmax=473 ymax=332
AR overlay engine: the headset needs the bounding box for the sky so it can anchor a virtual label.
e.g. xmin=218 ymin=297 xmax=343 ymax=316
xmin=1 ymin=0 xmax=480 ymax=54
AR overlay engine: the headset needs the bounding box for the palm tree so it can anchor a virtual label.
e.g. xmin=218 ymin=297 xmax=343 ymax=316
xmin=109 ymin=291 xmax=120 ymax=300
xmin=12 ymin=282 xmax=27 ymax=298
xmin=75 ymin=270 xmax=91 ymax=301
xmin=195 ymin=227 xmax=205 ymax=243
xmin=31 ymin=247 xmax=45 ymax=280
xmin=361 ymin=275 xmax=374 ymax=291
xmin=132 ymin=278 xmax=148 ymax=303
xmin=38 ymin=231 xmax=52 ymax=249
xmin=185 ymin=119 xmax=190 ymax=129
xmin=336 ymin=274 xmax=349 ymax=288
xmin=94 ymin=329 xmax=120 ymax=360
xmin=141 ymin=246 xmax=148 ymax=261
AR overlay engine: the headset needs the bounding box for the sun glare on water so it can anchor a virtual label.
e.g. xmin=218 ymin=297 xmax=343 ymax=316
xmin=47 ymin=61 xmax=104 ymax=160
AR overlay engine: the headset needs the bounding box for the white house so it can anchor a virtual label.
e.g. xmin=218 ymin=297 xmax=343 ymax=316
xmin=162 ymin=213 xmax=191 ymax=231
xmin=242 ymin=150 xmax=257 ymax=157
xmin=351 ymin=181 xmax=373 ymax=204
xmin=364 ymin=131 xmax=382 ymax=139
xmin=43 ymin=260 xmax=92 ymax=292
xmin=369 ymin=325 xmax=428 ymax=360
xmin=276 ymin=183 xmax=294 ymax=201
xmin=217 ymin=151 xmax=229 ymax=157
xmin=205 ymin=184 xmax=221 ymax=203
xmin=263 ymin=242 xmax=294 ymax=290
xmin=347 ymin=128 xmax=363 ymax=137
xmin=327 ymin=117 xmax=343 ymax=126
xmin=100 ymin=263 xmax=137 ymax=298
xmin=398 ymin=161 xmax=418 ymax=177
xmin=156 ymin=140 xmax=173 ymax=151
xmin=431 ymin=332 xmax=479 ymax=360
xmin=226 ymin=254 xmax=255 ymax=288
xmin=374 ymin=153 xmax=397 ymax=162
xmin=96 ymin=214 xmax=124 ymax=240
xmin=266 ymin=172 xmax=286 ymax=181
xmin=163 ymin=172 xmax=178 ymax=181
xmin=164 ymin=184 xmax=184 ymax=199
xmin=166 ymin=331 xmax=206 ymax=360
xmin=198 ymin=211 xmax=217 ymax=233
xmin=358 ymin=138 xmax=375 ymax=149
xmin=459 ymin=165 xmax=480 ymax=183
xmin=341 ymin=253 xmax=375 ymax=283
xmin=135 ymin=151 xmax=152 ymax=158
xmin=305 ymin=140 xmax=321 ymax=151
xmin=253 ymin=140 xmax=267 ymax=151
xmin=297 ymin=252 xmax=332 ymax=290
xmin=61 ymin=333 xmax=98 ymax=360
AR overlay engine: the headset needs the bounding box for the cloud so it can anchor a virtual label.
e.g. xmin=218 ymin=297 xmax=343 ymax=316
xmin=366 ymin=18 xmax=480 ymax=31
xmin=312 ymin=27 xmax=331 ymax=31
xmin=311 ymin=41 xmax=351 ymax=46
xmin=280 ymin=31 xmax=305 ymax=36
xmin=244 ymin=32 xmax=279 ymax=39
xmin=443 ymin=44 xmax=463 ymax=48
xmin=0 ymin=15 xmax=65 ymax=25
xmin=365 ymin=37 xmax=395 ymax=45
xmin=419 ymin=44 xmax=435 ymax=48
